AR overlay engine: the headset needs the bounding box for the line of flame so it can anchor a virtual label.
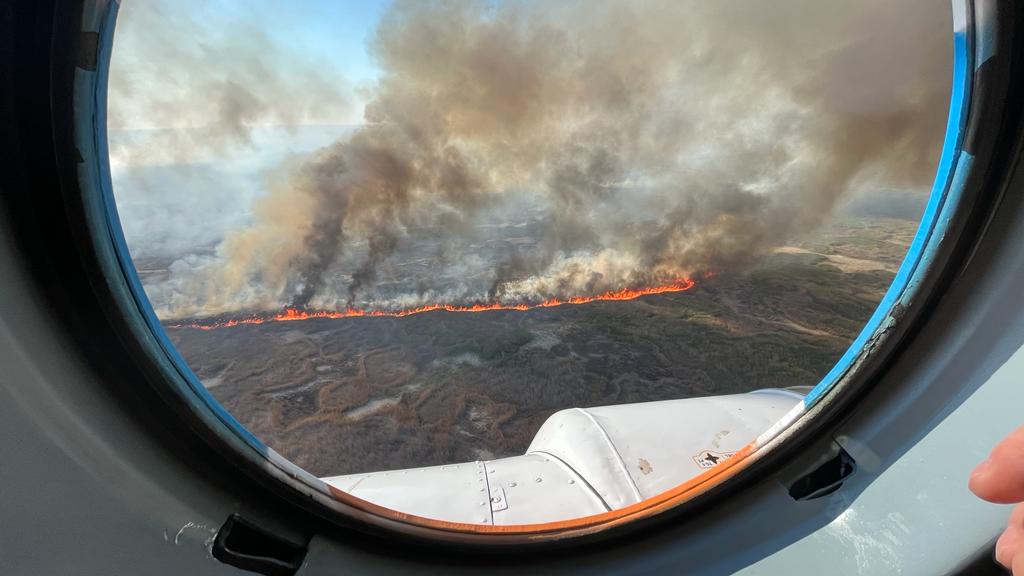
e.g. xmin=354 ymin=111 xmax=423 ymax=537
xmin=166 ymin=278 xmax=697 ymax=331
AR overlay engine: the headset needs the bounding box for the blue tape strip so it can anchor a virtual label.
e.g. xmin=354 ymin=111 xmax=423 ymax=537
xmin=804 ymin=20 xmax=972 ymax=408
xmin=93 ymin=4 xmax=266 ymax=451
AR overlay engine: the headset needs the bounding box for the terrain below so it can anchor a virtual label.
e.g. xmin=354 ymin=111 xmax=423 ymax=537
xmin=163 ymin=217 xmax=916 ymax=477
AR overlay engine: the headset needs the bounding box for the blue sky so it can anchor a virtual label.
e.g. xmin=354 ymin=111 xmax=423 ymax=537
xmin=108 ymin=1 xmax=399 ymax=253
xmin=110 ymin=0 xmax=395 ymax=130
xmin=220 ymin=0 xmax=392 ymax=85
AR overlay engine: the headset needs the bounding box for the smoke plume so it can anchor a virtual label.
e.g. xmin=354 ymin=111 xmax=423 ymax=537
xmin=138 ymin=0 xmax=952 ymax=319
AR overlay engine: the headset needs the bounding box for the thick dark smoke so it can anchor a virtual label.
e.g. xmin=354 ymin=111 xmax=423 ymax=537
xmin=145 ymin=0 xmax=952 ymax=318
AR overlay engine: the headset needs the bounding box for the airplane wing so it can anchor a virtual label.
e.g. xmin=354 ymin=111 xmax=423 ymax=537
xmin=321 ymin=389 xmax=804 ymax=525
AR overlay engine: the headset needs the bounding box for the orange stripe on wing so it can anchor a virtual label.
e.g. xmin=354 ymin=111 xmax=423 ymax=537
xmin=325 ymin=442 xmax=757 ymax=540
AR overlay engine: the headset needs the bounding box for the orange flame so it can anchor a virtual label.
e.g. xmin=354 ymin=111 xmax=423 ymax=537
xmin=167 ymin=278 xmax=697 ymax=330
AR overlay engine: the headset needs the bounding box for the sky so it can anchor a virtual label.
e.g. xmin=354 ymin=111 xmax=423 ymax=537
xmin=108 ymin=1 xmax=393 ymax=256
xmin=250 ymin=0 xmax=391 ymax=87
xmin=110 ymin=0 xmax=392 ymax=131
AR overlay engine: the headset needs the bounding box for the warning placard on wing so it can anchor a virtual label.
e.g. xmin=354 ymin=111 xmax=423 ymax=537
xmin=692 ymin=450 xmax=736 ymax=469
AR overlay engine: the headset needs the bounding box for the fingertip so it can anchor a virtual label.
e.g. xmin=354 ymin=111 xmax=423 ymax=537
xmin=997 ymin=526 xmax=1020 ymax=569
xmin=969 ymin=458 xmax=994 ymax=496
xmin=971 ymin=427 xmax=1024 ymax=504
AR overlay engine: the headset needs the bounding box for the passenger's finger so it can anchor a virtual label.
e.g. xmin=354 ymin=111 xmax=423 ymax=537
xmin=997 ymin=524 xmax=1021 ymax=569
xmin=995 ymin=503 xmax=1024 ymax=568
xmin=970 ymin=426 xmax=1024 ymax=504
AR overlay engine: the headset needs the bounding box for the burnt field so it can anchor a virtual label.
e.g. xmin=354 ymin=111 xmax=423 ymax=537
xmin=163 ymin=217 xmax=916 ymax=477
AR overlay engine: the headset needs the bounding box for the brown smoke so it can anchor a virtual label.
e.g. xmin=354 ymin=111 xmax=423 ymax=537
xmin=146 ymin=0 xmax=951 ymax=318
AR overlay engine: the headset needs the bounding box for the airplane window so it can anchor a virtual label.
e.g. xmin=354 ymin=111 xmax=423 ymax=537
xmin=107 ymin=0 xmax=953 ymax=530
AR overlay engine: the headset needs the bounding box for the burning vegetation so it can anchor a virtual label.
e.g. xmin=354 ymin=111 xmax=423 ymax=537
xmin=169 ymin=277 xmax=697 ymax=330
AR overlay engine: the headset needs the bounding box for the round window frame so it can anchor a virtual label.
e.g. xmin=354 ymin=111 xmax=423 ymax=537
xmin=68 ymin=0 xmax=1006 ymax=546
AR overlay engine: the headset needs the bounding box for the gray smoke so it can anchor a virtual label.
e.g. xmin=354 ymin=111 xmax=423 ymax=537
xmin=108 ymin=1 xmax=352 ymax=166
xmin=144 ymin=0 xmax=951 ymax=318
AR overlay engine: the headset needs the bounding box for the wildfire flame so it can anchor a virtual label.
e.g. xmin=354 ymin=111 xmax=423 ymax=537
xmin=166 ymin=278 xmax=697 ymax=331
